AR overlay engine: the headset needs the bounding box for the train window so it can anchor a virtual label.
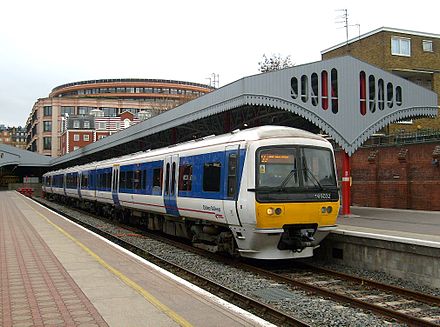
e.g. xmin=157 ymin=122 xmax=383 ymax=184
xmin=257 ymin=148 xmax=298 ymax=188
xmin=179 ymin=165 xmax=192 ymax=191
xmin=106 ymin=173 xmax=111 ymax=190
xmin=134 ymin=170 xmax=142 ymax=190
xmin=301 ymin=148 xmax=336 ymax=187
xmin=81 ymin=174 xmax=88 ymax=189
xmin=142 ymin=170 xmax=147 ymax=191
xmin=152 ymin=167 xmax=162 ymax=194
xmin=203 ymin=162 xmax=221 ymax=192
xmin=119 ymin=171 xmax=127 ymax=189
xmin=126 ymin=170 xmax=134 ymax=190
xmin=153 ymin=168 xmax=162 ymax=189
xmin=171 ymin=163 xmax=176 ymax=195
xmin=227 ymin=153 xmax=237 ymax=197
xmin=101 ymin=173 xmax=106 ymax=189
xmin=165 ymin=163 xmax=170 ymax=195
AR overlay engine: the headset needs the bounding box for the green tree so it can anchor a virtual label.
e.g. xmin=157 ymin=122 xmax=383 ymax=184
xmin=258 ymin=54 xmax=294 ymax=72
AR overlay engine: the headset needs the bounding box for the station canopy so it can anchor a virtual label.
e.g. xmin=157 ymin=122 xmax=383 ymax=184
xmin=0 ymin=144 xmax=51 ymax=168
xmin=53 ymin=55 xmax=438 ymax=167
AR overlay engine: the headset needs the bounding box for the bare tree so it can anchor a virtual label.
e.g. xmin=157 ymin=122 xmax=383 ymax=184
xmin=258 ymin=53 xmax=294 ymax=72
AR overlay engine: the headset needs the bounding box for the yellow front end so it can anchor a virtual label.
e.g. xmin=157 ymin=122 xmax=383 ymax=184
xmin=256 ymin=201 xmax=340 ymax=229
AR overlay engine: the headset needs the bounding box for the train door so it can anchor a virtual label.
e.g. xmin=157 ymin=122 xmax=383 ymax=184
xmin=111 ymin=165 xmax=120 ymax=206
xmin=163 ymin=155 xmax=179 ymax=216
xmin=223 ymin=145 xmax=242 ymax=226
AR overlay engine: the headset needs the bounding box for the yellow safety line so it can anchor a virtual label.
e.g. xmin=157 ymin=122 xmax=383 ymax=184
xmin=20 ymin=197 xmax=193 ymax=327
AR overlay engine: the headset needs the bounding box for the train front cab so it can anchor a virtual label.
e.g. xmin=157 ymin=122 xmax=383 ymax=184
xmin=235 ymin=138 xmax=340 ymax=260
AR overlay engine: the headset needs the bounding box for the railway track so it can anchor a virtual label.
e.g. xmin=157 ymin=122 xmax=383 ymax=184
xmin=35 ymin=196 xmax=440 ymax=326
xmin=246 ymin=263 xmax=440 ymax=327
xmin=33 ymin=196 xmax=309 ymax=327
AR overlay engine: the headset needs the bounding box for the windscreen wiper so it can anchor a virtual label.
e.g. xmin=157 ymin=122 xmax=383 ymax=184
xmin=279 ymin=169 xmax=297 ymax=190
xmin=302 ymin=166 xmax=323 ymax=190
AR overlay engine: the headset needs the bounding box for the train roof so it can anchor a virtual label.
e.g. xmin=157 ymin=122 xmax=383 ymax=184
xmin=43 ymin=126 xmax=329 ymax=175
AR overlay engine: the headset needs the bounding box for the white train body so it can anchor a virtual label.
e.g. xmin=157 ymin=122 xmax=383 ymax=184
xmin=43 ymin=126 xmax=340 ymax=260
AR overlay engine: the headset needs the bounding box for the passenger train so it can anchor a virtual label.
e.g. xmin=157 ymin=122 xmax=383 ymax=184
xmin=42 ymin=126 xmax=340 ymax=260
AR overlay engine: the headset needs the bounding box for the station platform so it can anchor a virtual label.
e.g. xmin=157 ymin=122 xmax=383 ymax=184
xmin=0 ymin=191 xmax=273 ymax=327
xmin=336 ymin=206 xmax=440 ymax=247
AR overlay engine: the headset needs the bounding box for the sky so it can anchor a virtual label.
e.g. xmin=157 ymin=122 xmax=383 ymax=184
xmin=0 ymin=0 xmax=438 ymax=127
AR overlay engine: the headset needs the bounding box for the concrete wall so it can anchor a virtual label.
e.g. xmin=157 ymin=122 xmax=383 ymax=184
xmin=316 ymin=233 xmax=440 ymax=288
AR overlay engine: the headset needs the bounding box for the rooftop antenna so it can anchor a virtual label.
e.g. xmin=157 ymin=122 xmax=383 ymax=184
xmin=335 ymin=9 xmax=349 ymax=46
xmin=351 ymin=23 xmax=361 ymax=40
xmin=335 ymin=10 xmax=360 ymax=48
xmin=206 ymin=73 xmax=219 ymax=88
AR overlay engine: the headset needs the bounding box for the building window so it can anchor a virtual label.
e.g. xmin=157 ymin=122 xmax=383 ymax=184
xmin=84 ymin=121 xmax=90 ymax=128
xmin=101 ymin=107 xmax=117 ymax=117
xmin=73 ymin=146 xmax=79 ymax=151
xmin=43 ymin=106 xmax=52 ymax=116
xmin=391 ymin=37 xmax=411 ymax=56
xmin=43 ymin=121 xmax=52 ymax=132
xmin=73 ymin=120 xmax=80 ymax=129
xmin=83 ymin=134 xmax=90 ymax=141
xmin=78 ymin=106 xmax=95 ymax=115
xmin=73 ymin=134 xmax=79 ymax=141
xmin=423 ymin=40 xmax=433 ymax=52
xmin=61 ymin=106 xmax=75 ymax=116
xmin=43 ymin=137 xmax=52 ymax=150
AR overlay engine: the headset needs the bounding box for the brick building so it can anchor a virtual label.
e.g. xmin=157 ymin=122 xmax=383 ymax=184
xmin=60 ymin=111 xmax=140 ymax=155
xmin=0 ymin=126 xmax=27 ymax=149
xmin=335 ymin=142 xmax=440 ymax=210
xmin=26 ymin=79 xmax=214 ymax=157
xmin=322 ymin=27 xmax=440 ymax=133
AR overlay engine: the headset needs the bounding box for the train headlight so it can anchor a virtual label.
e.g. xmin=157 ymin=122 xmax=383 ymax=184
xmin=275 ymin=208 xmax=282 ymax=215
xmin=327 ymin=206 xmax=333 ymax=214
xmin=266 ymin=207 xmax=274 ymax=215
xmin=321 ymin=207 xmax=327 ymax=213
